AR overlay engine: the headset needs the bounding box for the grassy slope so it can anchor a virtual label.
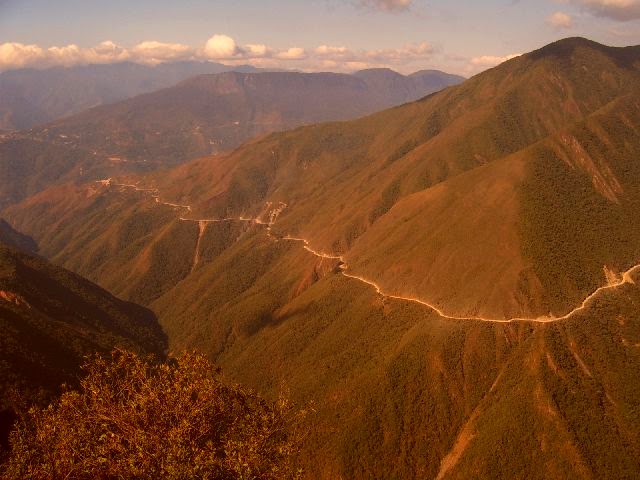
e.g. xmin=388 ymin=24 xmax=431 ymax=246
xmin=3 ymin=183 xmax=200 ymax=305
xmin=116 ymin=38 xmax=639 ymax=320
xmin=3 ymin=203 xmax=637 ymax=477
xmin=446 ymin=280 xmax=640 ymax=480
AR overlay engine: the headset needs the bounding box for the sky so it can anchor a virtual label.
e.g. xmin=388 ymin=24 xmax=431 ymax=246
xmin=0 ymin=0 xmax=639 ymax=76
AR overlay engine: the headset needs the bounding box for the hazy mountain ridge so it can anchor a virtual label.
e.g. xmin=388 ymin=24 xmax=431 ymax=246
xmin=38 ymin=68 xmax=463 ymax=163
xmin=0 ymin=68 xmax=463 ymax=210
xmin=0 ymin=61 xmax=262 ymax=131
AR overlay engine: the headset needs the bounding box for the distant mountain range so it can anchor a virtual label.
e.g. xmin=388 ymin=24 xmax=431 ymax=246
xmin=0 ymin=68 xmax=463 ymax=209
xmin=0 ymin=61 xmax=264 ymax=131
xmin=3 ymin=37 xmax=640 ymax=478
xmin=29 ymin=68 xmax=464 ymax=164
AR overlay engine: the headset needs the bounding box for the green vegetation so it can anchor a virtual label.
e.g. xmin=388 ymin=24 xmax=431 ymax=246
xmin=2 ymin=350 xmax=307 ymax=480
xmin=520 ymin=98 xmax=640 ymax=314
xmin=0 ymin=243 xmax=166 ymax=455
xmin=8 ymin=39 xmax=640 ymax=320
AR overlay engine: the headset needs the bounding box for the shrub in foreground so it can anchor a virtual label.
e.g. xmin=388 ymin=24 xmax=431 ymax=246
xmin=2 ymin=349 xmax=307 ymax=479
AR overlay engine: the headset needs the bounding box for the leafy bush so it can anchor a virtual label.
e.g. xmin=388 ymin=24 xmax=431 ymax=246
xmin=2 ymin=350 xmax=307 ymax=480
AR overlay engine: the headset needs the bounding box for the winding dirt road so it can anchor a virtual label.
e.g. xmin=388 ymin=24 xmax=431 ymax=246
xmin=281 ymin=235 xmax=640 ymax=324
xmin=98 ymin=180 xmax=640 ymax=324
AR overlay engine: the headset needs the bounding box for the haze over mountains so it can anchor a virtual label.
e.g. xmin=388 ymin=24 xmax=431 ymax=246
xmin=0 ymin=68 xmax=463 ymax=209
xmin=3 ymin=37 xmax=640 ymax=478
xmin=0 ymin=61 xmax=263 ymax=131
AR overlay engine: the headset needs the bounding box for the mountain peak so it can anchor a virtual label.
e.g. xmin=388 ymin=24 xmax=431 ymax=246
xmin=353 ymin=68 xmax=404 ymax=78
xmin=528 ymin=37 xmax=639 ymax=66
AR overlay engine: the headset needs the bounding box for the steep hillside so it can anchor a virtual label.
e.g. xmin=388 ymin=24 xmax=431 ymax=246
xmin=118 ymin=37 xmax=639 ymax=319
xmin=2 ymin=182 xmax=207 ymax=305
xmin=10 ymin=195 xmax=638 ymax=478
xmin=6 ymin=38 xmax=640 ymax=315
xmin=0 ymin=242 xmax=166 ymax=451
xmin=153 ymin=231 xmax=640 ymax=480
xmin=0 ymin=60 xmax=261 ymax=131
xmin=0 ymin=219 xmax=37 ymax=253
xmin=346 ymin=96 xmax=640 ymax=318
xmin=3 ymin=37 xmax=640 ymax=478
xmin=0 ymin=69 xmax=462 ymax=209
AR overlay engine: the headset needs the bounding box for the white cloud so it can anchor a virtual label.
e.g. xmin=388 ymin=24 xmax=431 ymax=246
xmin=0 ymin=43 xmax=45 ymax=70
xmin=245 ymin=44 xmax=271 ymax=58
xmin=276 ymin=47 xmax=307 ymax=60
xmin=46 ymin=44 xmax=85 ymax=66
xmin=131 ymin=41 xmax=193 ymax=63
xmin=470 ymin=53 xmax=521 ymax=67
xmin=547 ymin=11 xmax=574 ymax=28
xmin=315 ymin=45 xmax=349 ymax=56
xmin=463 ymin=53 xmax=521 ymax=75
xmin=357 ymin=0 xmax=413 ymax=11
xmin=0 ymin=40 xmax=196 ymax=71
xmin=566 ymin=0 xmax=640 ymax=21
xmin=0 ymin=35 xmax=439 ymax=74
xmin=0 ymin=41 xmax=134 ymax=70
xmin=87 ymin=41 xmax=131 ymax=63
xmin=203 ymin=34 xmax=240 ymax=59
xmin=212 ymin=39 xmax=436 ymax=73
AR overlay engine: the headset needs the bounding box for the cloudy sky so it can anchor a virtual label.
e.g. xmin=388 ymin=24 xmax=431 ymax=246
xmin=0 ymin=0 xmax=639 ymax=76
